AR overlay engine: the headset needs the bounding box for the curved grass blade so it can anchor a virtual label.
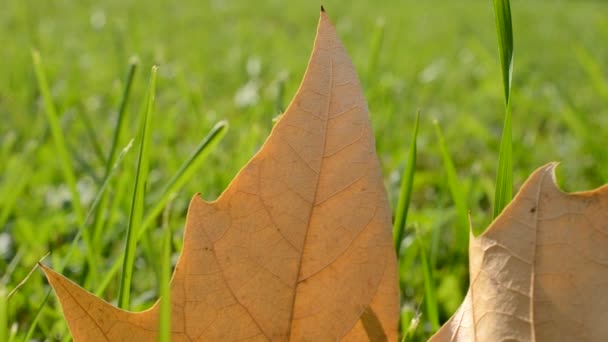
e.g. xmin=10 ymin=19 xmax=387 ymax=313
xmin=118 ymin=66 xmax=157 ymax=310
xmin=393 ymin=111 xmax=419 ymax=253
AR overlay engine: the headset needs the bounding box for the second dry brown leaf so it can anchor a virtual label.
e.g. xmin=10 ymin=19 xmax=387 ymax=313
xmin=430 ymin=163 xmax=608 ymax=341
xmin=40 ymin=9 xmax=399 ymax=342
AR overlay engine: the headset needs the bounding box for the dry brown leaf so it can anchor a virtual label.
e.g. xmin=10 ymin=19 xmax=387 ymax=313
xmin=41 ymin=9 xmax=399 ymax=342
xmin=430 ymin=163 xmax=608 ymax=342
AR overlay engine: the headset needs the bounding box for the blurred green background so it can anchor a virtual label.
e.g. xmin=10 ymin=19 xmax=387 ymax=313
xmin=1 ymin=0 xmax=607 ymax=340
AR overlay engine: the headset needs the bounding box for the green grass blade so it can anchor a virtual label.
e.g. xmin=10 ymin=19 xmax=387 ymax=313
xmin=433 ymin=121 xmax=468 ymax=247
xmin=118 ymin=66 xmax=157 ymax=310
xmin=138 ymin=120 xmax=228 ymax=240
xmin=107 ymin=59 xmax=139 ymax=175
xmin=416 ymin=233 xmax=439 ymax=332
xmin=158 ymin=200 xmax=174 ymax=342
xmin=32 ymin=51 xmax=85 ymax=226
xmin=493 ymin=106 xmax=513 ymax=218
xmin=492 ymin=0 xmax=514 ymax=218
xmin=392 ymin=111 xmax=419 ymax=253
xmin=92 ymin=59 xmax=138 ymax=247
xmin=493 ymin=0 xmax=514 ymax=104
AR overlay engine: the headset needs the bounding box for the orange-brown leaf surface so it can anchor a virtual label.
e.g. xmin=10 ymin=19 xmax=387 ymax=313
xmin=430 ymin=163 xmax=608 ymax=341
xmin=41 ymin=9 xmax=399 ymax=341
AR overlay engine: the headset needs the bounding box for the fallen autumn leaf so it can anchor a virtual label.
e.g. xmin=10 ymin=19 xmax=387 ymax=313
xmin=41 ymin=8 xmax=399 ymax=341
xmin=430 ymin=163 xmax=608 ymax=341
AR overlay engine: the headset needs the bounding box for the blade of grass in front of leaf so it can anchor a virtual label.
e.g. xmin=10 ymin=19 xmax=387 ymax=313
xmin=158 ymin=199 xmax=174 ymax=342
xmin=118 ymin=66 xmax=157 ymax=310
xmin=393 ymin=111 xmax=419 ymax=253
xmin=21 ymin=140 xmax=133 ymax=341
xmin=492 ymin=0 xmax=514 ymax=218
xmin=92 ymin=60 xmax=138 ymax=247
xmin=138 ymin=120 xmax=228 ymax=239
xmin=433 ymin=120 xmax=468 ymax=248
xmin=416 ymin=232 xmax=439 ymax=332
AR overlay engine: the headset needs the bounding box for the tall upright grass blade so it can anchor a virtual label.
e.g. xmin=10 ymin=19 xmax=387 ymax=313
xmin=493 ymin=0 xmax=513 ymax=104
xmin=492 ymin=0 xmax=514 ymax=218
xmin=393 ymin=111 xmax=419 ymax=253
xmin=433 ymin=121 xmax=468 ymax=248
xmin=107 ymin=59 xmax=139 ymax=174
xmin=158 ymin=200 xmax=174 ymax=342
xmin=118 ymin=66 xmax=157 ymax=310
xmin=139 ymin=120 xmax=228 ymax=240
xmin=493 ymin=106 xmax=513 ymax=218
xmin=92 ymin=59 xmax=138 ymax=247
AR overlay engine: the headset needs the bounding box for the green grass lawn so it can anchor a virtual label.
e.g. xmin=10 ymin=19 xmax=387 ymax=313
xmin=1 ymin=0 xmax=607 ymax=340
